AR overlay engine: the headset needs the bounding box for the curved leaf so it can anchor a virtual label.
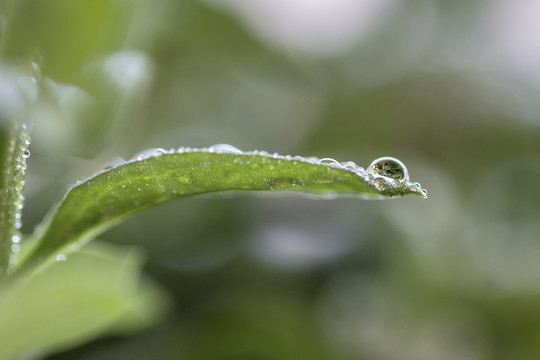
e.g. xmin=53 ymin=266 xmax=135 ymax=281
xmin=15 ymin=147 xmax=427 ymax=273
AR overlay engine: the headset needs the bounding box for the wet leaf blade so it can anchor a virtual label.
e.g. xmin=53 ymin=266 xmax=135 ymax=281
xmin=16 ymin=150 xmax=422 ymax=272
xmin=0 ymin=122 xmax=30 ymax=276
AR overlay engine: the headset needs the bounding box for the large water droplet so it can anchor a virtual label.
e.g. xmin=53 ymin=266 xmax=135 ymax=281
xmin=367 ymin=157 xmax=409 ymax=183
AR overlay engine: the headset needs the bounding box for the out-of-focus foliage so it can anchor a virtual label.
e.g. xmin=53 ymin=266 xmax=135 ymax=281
xmin=1 ymin=0 xmax=540 ymax=359
xmin=0 ymin=241 xmax=170 ymax=359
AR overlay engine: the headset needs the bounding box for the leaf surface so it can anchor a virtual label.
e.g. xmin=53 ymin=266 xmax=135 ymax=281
xmin=16 ymin=147 xmax=426 ymax=273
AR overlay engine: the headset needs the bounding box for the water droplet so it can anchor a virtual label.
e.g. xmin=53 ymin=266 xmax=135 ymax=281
xmin=320 ymin=158 xmax=341 ymax=167
xmin=56 ymin=254 xmax=67 ymax=262
xmin=12 ymin=235 xmax=21 ymax=243
xmin=340 ymin=161 xmax=359 ymax=171
xmin=22 ymin=149 xmax=30 ymax=159
xmin=373 ymin=177 xmax=388 ymax=191
xmin=132 ymin=148 xmax=168 ymax=161
xmin=11 ymin=244 xmax=20 ymax=253
xmin=367 ymin=157 xmax=409 ymax=183
xmin=102 ymin=157 xmax=126 ymax=170
xmin=207 ymin=144 xmax=243 ymax=154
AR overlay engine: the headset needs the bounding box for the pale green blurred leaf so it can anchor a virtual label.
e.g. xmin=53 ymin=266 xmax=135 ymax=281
xmin=0 ymin=241 xmax=170 ymax=360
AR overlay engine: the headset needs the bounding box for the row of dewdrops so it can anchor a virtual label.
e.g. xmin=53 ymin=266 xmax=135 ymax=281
xmin=126 ymin=144 xmax=426 ymax=196
xmin=9 ymin=142 xmax=427 ymax=268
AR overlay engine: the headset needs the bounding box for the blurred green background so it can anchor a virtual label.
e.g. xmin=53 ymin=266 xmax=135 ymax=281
xmin=2 ymin=0 xmax=540 ymax=358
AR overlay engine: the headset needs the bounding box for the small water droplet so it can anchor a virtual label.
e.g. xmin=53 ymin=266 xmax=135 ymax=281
xmin=56 ymin=254 xmax=67 ymax=262
xmin=12 ymin=235 xmax=21 ymax=243
xmin=320 ymin=158 xmax=341 ymax=167
xmin=207 ymin=144 xmax=243 ymax=154
xmin=367 ymin=157 xmax=409 ymax=183
xmin=102 ymin=157 xmax=126 ymax=170
xmin=132 ymin=148 xmax=168 ymax=161
xmin=22 ymin=149 xmax=30 ymax=159
xmin=11 ymin=244 xmax=20 ymax=253
xmin=373 ymin=177 xmax=388 ymax=191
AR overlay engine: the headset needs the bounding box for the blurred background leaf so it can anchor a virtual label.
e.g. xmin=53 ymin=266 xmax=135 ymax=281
xmin=1 ymin=0 xmax=540 ymax=358
xmin=0 ymin=241 xmax=170 ymax=360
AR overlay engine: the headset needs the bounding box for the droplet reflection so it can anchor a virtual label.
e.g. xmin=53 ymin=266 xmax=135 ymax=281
xmin=367 ymin=157 xmax=410 ymax=182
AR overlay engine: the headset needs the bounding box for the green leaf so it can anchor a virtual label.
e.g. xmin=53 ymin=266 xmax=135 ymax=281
xmin=0 ymin=241 xmax=170 ymax=360
xmin=0 ymin=122 xmax=30 ymax=276
xmin=15 ymin=146 xmax=427 ymax=274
